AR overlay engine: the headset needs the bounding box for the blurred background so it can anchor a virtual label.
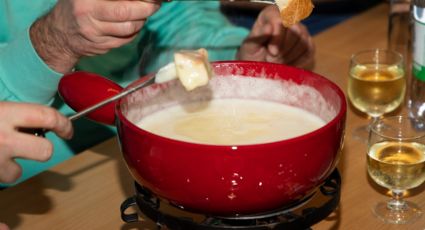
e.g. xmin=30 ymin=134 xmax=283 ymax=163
xmin=221 ymin=0 xmax=384 ymax=35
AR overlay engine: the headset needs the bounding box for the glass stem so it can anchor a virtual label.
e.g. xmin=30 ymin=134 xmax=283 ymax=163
xmin=387 ymin=190 xmax=408 ymax=211
xmin=371 ymin=116 xmax=380 ymax=125
xmin=368 ymin=116 xmax=380 ymax=132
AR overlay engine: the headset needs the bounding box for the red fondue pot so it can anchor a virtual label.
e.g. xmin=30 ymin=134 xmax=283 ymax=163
xmin=59 ymin=61 xmax=346 ymax=216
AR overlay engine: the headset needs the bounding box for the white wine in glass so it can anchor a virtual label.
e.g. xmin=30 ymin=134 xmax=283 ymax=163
xmin=348 ymin=49 xmax=406 ymax=139
xmin=367 ymin=116 xmax=425 ymax=224
xmin=349 ymin=63 xmax=405 ymax=117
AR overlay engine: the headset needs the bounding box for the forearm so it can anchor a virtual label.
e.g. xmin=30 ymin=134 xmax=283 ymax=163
xmin=30 ymin=13 xmax=79 ymax=74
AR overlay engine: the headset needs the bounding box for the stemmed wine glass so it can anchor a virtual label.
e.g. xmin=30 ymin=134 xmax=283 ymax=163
xmin=367 ymin=115 xmax=425 ymax=224
xmin=348 ymin=49 xmax=406 ymax=140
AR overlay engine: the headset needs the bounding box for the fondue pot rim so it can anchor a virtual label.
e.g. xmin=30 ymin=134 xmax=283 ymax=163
xmin=115 ymin=61 xmax=347 ymax=148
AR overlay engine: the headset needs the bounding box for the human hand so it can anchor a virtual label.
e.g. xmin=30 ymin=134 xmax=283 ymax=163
xmin=236 ymin=5 xmax=315 ymax=69
xmin=0 ymin=223 xmax=9 ymax=230
xmin=30 ymin=0 xmax=161 ymax=73
xmin=0 ymin=102 xmax=73 ymax=183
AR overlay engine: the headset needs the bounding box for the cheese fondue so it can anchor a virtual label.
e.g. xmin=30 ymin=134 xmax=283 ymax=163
xmin=136 ymin=98 xmax=325 ymax=145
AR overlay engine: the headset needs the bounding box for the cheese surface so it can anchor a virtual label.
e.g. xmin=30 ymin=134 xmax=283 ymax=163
xmin=137 ymin=98 xmax=325 ymax=145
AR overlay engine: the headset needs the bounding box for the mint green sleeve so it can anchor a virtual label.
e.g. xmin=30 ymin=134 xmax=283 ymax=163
xmin=77 ymin=2 xmax=250 ymax=84
xmin=0 ymin=28 xmax=62 ymax=104
xmin=139 ymin=2 xmax=250 ymax=74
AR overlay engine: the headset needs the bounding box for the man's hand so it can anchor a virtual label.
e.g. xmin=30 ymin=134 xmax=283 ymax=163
xmin=30 ymin=0 xmax=161 ymax=73
xmin=237 ymin=5 xmax=315 ymax=69
xmin=0 ymin=102 xmax=73 ymax=183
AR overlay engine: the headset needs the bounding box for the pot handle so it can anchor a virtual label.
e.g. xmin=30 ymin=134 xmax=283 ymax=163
xmin=58 ymin=71 xmax=124 ymax=126
xmin=120 ymin=196 xmax=139 ymax=223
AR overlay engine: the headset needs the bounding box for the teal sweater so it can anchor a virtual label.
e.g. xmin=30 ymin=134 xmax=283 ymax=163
xmin=0 ymin=1 xmax=249 ymax=185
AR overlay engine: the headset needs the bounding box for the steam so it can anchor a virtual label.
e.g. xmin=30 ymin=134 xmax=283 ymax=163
xmin=122 ymin=74 xmax=338 ymax=125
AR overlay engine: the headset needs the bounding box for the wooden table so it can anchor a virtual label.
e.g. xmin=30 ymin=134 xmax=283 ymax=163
xmin=1 ymin=3 xmax=424 ymax=230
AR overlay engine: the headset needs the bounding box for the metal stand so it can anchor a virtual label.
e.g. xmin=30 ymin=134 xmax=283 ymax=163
xmin=121 ymin=169 xmax=341 ymax=230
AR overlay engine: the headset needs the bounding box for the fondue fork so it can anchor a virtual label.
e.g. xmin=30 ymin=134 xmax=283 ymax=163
xmin=68 ymin=63 xmax=177 ymax=121
xmin=31 ymin=63 xmax=178 ymax=137
xmin=67 ymin=76 xmax=156 ymax=121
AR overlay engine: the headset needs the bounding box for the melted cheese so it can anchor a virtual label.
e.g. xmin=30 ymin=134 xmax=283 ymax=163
xmin=137 ymin=98 xmax=325 ymax=145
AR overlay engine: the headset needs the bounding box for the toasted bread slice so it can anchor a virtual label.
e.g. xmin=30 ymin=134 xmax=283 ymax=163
xmin=275 ymin=0 xmax=314 ymax=27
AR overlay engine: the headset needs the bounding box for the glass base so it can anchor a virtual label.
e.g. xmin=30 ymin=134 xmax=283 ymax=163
xmin=373 ymin=200 xmax=423 ymax=224
xmin=352 ymin=117 xmax=381 ymax=143
xmin=351 ymin=124 xmax=370 ymax=143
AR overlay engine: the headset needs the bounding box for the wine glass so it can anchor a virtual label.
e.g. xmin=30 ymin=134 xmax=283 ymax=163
xmin=348 ymin=49 xmax=406 ymax=140
xmin=367 ymin=115 xmax=425 ymax=224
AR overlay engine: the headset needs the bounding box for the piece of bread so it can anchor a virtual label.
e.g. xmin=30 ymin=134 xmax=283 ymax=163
xmin=174 ymin=48 xmax=213 ymax=91
xmin=275 ymin=0 xmax=314 ymax=27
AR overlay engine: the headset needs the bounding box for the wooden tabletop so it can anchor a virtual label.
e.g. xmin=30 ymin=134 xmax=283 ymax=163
xmin=1 ymin=3 xmax=425 ymax=230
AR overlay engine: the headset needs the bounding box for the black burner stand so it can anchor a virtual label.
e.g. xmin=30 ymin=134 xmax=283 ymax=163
xmin=121 ymin=169 xmax=341 ymax=230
